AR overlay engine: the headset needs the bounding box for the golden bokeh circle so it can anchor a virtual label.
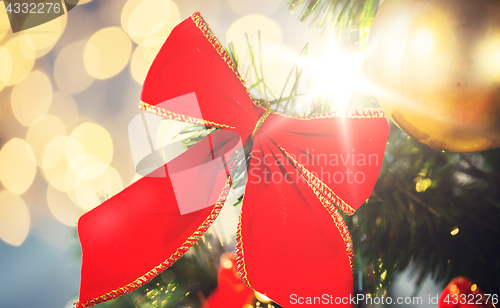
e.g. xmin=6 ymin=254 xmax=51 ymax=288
xmin=46 ymin=185 xmax=84 ymax=227
xmin=74 ymin=165 xmax=123 ymax=211
xmin=84 ymin=27 xmax=132 ymax=79
xmin=130 ymin=38 xmax=164 ymax=84
xmin=11 ymin=70 xmax=52 ymax=127
xmin=0 ymin=7 xmax=9 ymax=43
xmin=0 ymin=139 xmax=37 ymax=195
xmin=43 ymin=136 xmax=75 ymax=192
xmin=0 ymin=46 xmax=12 ymax=93
xmin=67 ymin=123 xmax=114 ymax=178
xmin=26 ymin=114 xmax=67 ymax=167
xmin=226 ymin=15 xmax=283 ymax=65
xmin=121 ymin=0 xmax=177 ymax=44
xmin=4 ymin=36 xmax=36 ymax=86
xmin=0 ymin=191 xmax=30 ymax=246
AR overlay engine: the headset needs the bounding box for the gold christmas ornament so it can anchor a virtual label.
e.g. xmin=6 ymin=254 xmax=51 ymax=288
xmin=367 ymin=0 xmax=500 ymax=152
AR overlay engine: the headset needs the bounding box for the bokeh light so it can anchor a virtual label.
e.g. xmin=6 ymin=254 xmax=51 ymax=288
xmin=259 ymin=44 xmax=299 ymax=94
xmin=121 ymin=0 xmax=177 ymax=44
xmin=54 ymin=40 xmax=94 ymax=94
xmin=48 ymin=92 xmax=80 ymax=130
xmin=84 ymin=27 xmax=132 ymax=79
xmin=43 ymin=136 xmax=78 ymax=192
xmin=20 ymin=13 xmax=67 ymax=58
xmin=46 ymin=185 xmax=84 ymax=227
xmin=26 ymin=115 xmax=67 ymax=167
xmin=0 ymin=6 xmax=9 ymax=43
xmin=0 ymin=139 xmax=36 ymax=195
xmin=4 ymin=36 xmax=36 ymax=86
xmin=228 ymin=0 xmax=281 ymax=16
xmin=226 ymin=14 xmax=283 ymax=65
xmin=74 ymin=166 xmax=123 ymax=211
xmin=130 ymin=38 xmax=165 ymax=84
xmin=0 ymin=46 xmax=12 ymax=92
xmin=0 ymin=191 xmax=30 ymax=246
xmin=11 ymin=70 xmax=52 ymax=127
xmin=67 ymin=123 xmax=114 ymax=179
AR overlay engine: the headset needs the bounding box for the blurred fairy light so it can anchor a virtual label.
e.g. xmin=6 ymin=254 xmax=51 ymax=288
xmin=26 ymin=115 xmax=67 ymax=167
xmin=84 ymin=27 xmax=132 ymax=80
xmin=4 ymin=36 xmax=35 ymax=86
xmin=54 ymin=40 xmax=94 ymax=94
xmin=67 ymin=123 xmax=114 ymax=179
xmin=226 ymin=14 xmax=283 ymax=65
xmin=0 ymin=7 xmax=9 ymax=43
xmin=46 ymin=185 xmax=84 ymax=226
xmin=0 ymin=46 xmax=12 ymax=92
xmin=125 ymin=0 xmax=180 ymax=84
xmin=259 ymin=44 xmax=300 ymax=95
xmin=0 ymin=138 xmax=36 ymax=195
xmin=74 ymin=165 xmax=123 ymax=211
xmin=127 ymin=0 xmax=170 ymax=39
xmin=121 ymin=0 xmax=179 ymax=44
xmin=0 ymin=191 xmax=30 ymax=246
xmin=11 ymin=70 xmax=52 ymax=126
xmin=43 ymin=136 xmax=76 ymax=192
xmin=221 ymin=254 xmax=233 ymax=269
xmin=130 ymin=38 xmax=165 ymax=84
xmin=20 ymin=13 xmax=67 ymax=58
xmin=414 ymin=176 xmax=432 ymax=193
xmin=450 ymin=226 xmax=459 ymax=236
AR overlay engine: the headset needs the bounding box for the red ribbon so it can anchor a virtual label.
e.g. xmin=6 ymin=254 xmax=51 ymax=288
xmin=76 ymin=12 xmax=389 ymax=308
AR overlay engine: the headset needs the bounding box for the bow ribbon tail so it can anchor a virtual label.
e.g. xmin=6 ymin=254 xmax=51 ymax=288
xmin=77 ymin=128 xmax=244 ymax=308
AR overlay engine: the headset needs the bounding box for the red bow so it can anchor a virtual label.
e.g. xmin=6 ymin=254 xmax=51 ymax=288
xmin=76 ymin=12 xmax=389 ymax=308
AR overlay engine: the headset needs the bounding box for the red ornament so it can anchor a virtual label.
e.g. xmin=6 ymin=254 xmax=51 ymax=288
xmin=439 ymin=277 xmax=495 ymax=308
xmin=201 ymin=253 xmax=255 ymax=308
xmin=76 ymin=12 xmax=389 ymax=308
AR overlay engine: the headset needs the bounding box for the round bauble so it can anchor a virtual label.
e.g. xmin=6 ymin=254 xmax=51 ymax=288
xmin=367 ymin=0 xmax=500 ymax=152
xmin=438 ymin=277 xmax=493 ymax=308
